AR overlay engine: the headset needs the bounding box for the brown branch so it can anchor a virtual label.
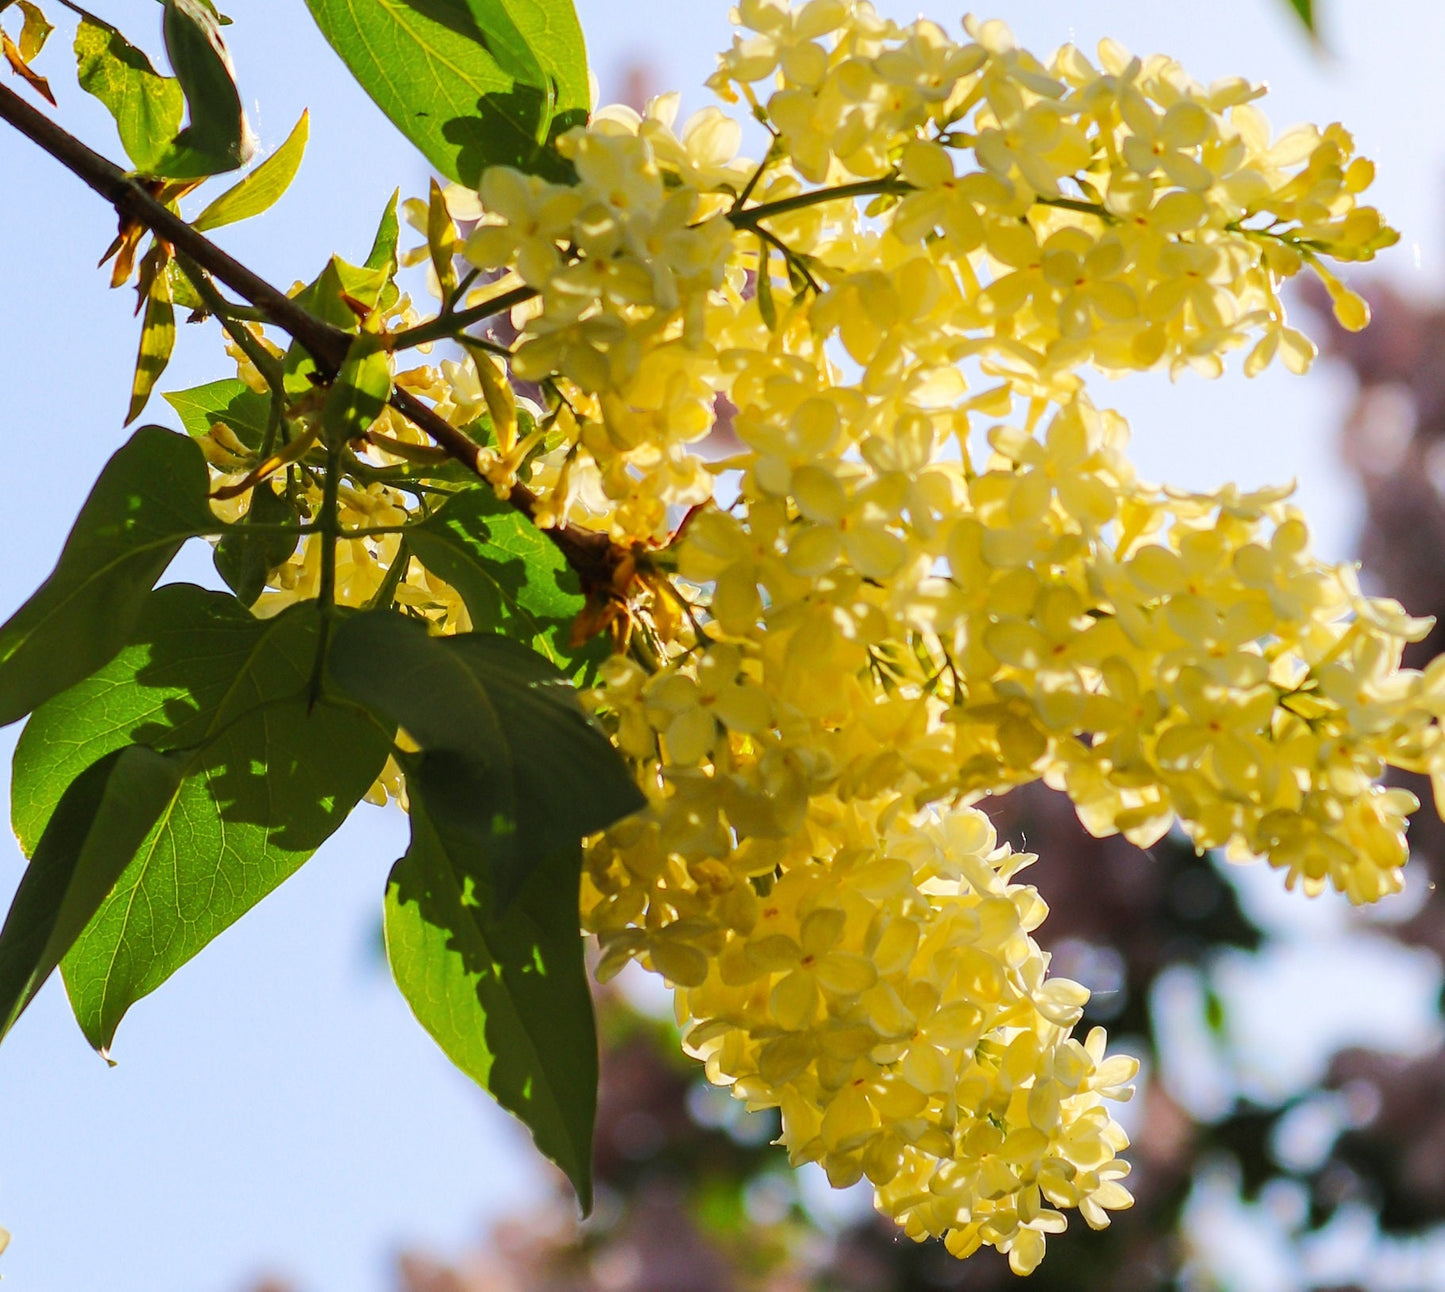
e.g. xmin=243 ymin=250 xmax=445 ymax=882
xmin=0 ymin=79 xmax=623 ymax=589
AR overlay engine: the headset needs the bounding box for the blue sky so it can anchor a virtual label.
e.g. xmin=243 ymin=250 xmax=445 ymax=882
xmin=4 ymin=0 xmax=1445 ymax=1288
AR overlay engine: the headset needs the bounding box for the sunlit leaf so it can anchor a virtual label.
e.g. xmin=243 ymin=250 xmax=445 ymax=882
xmin=426 ymin=178 xmax=459 ymax=298
xmin=366 ymin=190 xmax=401 ymax=275
xmin=15 ymin=1 xmax=51 ymax=61
xmin=191 ymin=109 xmax=308 ymax=232
xmin=302 ymin=0 xmax=588 ymax=186
xmin=163 ymin=377 xmax=270 ymax=448
xmin=74 ymin=16 xmax=185 ymax=171
xmin=408 ymin=484 xmax=601 ymax=676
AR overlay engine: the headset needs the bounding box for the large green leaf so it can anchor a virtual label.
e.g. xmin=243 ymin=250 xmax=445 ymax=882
xmin=407 ymin=484 xmax=599 ymax=674
xmin=10 ymin=586 xmax=391 ymax=1052
xmin=386 ymin=779 xmax=596 ymax=1209
xmin=302 ymin=0 xmax=588 ymax=186
xmin=0 ymin=426 xmax=215 ymax=729
xmin=328 ymin=612 xmax=643 ymax=905
xmin=0 ymin=746 xmax=182 ymax=1044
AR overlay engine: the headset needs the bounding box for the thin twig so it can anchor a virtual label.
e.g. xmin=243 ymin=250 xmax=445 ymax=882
xmin=389 ymin=283 xmax=536 ymax=350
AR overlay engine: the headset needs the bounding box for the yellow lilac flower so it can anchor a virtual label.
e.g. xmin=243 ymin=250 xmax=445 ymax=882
xmin=189 ymin=2 xmax=1431 ymax=1273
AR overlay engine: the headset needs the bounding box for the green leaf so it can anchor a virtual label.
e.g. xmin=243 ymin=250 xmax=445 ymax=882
xmin=0 ymin=746 xmax=182 ymax=1044
xmin=407 ymin=484 xmax=600 ymax=676
xmin=302 ymin=0 xmax=588 ymax=187
xmin=166 ymin=258 xmax=206 ymax=312
xmin=1284 ymin=0 xmax=1315 ymax=32
xmin=73 ymin=6 xmax=248 ymax=179
xmin=163 ymin=377 xmax=270 ymax=448
xmin=158 ymin=0 xmax=251 ymax=177
xmin=0 ymin=426 xmax=215 ymax=728
xmin=328 ymin=612 xmax=643 ymax=905
xmin=363 ymin=191 xmax=404 ymax=315
xmin=191 ymin=109 xmax=308 ymax=233
xmin=321 ymin=332 xmax=392 ymax=444
xmin=386 ymin=779 xmax=596 ymax=1209
xmin=460 ymin=0 xmax=545 ymax=90
xmin=10 ymin=587 xmax=392 ymax=1052
xmin=126 ymin=252 xmax=176 ymax=425
xmin=74 ymin=17 xmax=185 ymax=174
xmin=366 ymin=190 xmax=401 ymax=275
xmin=212 ymin=482 xmax=299 ymax=604
xmin=282 ymin=255 xmax=393 ymax=394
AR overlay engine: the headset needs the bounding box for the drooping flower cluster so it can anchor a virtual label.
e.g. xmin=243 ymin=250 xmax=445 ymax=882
xmin=194 ymin=1 xmax=1431 ymax=1274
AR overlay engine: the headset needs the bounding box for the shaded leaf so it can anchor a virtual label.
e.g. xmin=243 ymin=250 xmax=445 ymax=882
xmin=0 ymin=427 xmax=215 ymax=728
xmin=386 ymin=781 xmax=596 ymax=1208
xmin=8 ymin=587 xmax=392 ymax=1052
xmin=328 ymin=612 xmax=643 ymax=906
xmin=163 ymin=377 xmax=270 ymax=448
xmin=408 ymin=484 xmax=600 ymax=675
xmin=191 ymin=109 xmax=308 ymax=233
xmin=159 ymin=0 xmax=251 ymax=176
xmin=302 ymin=0 xmax=588 ymax=187
xmin=0 ymin=746 xmax=181 ymax=1044
xmin=212 ymin=482 xmax=299 ymax=604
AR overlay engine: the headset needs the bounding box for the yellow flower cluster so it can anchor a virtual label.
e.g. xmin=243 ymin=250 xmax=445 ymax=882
xmin=587 ymin=789 xmax=1136 ymax=1273
xmin=196 ymin=1 xmax=1428 ymax=1273
xmin=449 ymin=0 xmax=1393 ymax=550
